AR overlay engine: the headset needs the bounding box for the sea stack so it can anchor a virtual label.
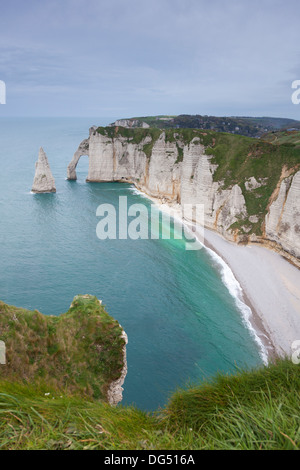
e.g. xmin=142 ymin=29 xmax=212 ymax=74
xmin=32 ymin=147 xmax=56 ymax=193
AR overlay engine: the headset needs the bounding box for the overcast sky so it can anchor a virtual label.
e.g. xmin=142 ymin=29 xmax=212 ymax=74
xmin=0 ymin=0 xmax=300 ymax=119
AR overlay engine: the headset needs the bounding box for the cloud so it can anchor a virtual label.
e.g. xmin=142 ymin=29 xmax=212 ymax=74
xmin=0 ymin=0 xmax=300 ymax=117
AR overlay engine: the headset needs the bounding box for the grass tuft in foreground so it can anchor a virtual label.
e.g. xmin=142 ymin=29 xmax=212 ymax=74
xmin=0 ymin=359 xmax=298 ymax=450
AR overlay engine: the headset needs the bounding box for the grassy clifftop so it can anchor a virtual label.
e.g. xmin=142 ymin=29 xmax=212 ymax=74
xmin=0 ymin=359 xmax=298 ymax=450
xmin=0 ymin=297 xmax=299 ymax=449
xmin=0 ymin=295 xmax=125 ymax=401
xmin=110 ymin=115 xmax=300 ymax=137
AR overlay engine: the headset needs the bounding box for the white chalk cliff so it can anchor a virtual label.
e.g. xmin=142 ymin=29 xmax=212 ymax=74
xmin=109 ymin=119 xmax=150 ymax=128
xmin=32 ymin=147 xmax=56 ymax=193
xmin=67 ymin=128 xmax=300 ymax=267
xmin=265 ymin=171 xmax=300 ymax=260
xmin=107 ymin=330 xmax=128 ymax=406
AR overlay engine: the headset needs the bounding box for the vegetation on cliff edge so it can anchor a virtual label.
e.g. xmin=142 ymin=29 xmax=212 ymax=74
xmin=0 ymin=359 xmax=298 ymax=450
xmin=112 ymin=115 xmax=300 ymax=138
xmin=0 ymin=296 xmax=125 ymax=401
xmin=0 ymin=298 xmax=299 ymax=449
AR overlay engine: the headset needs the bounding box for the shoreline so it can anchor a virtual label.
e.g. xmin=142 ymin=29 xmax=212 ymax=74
xmin=202 ymin=232 xmax=276 ymax=361
xmin=202 ymin=228 xmax=300 ymax=359
xmin=131 ymin=186 xmax=300 ymax=362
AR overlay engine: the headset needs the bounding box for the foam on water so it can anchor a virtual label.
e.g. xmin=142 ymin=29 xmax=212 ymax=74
xmin=203 ymin=245 xmax=268 ymax=364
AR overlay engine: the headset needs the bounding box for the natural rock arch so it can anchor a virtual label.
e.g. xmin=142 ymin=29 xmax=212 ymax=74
xmin=67 ymin=138 xmax=90 ymax=180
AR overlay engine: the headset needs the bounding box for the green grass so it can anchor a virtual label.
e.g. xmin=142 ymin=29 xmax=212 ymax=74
xmin=165 ymin=358 xmax=300 ymax=450
xmin=0 ymin=296 xmax=299 ymax=449
xmin=96 ymin=126 xmax=162 ymax=160
xmin=116 ymin=115 xmax=300 ymax=137
xmin=262 ymin=130 xmax=300 ymax=147
xmin=175 ymin=144 xmax=184 ymax=163
xmin=96 ymin=126 xmax=161 ymax=146
xmin=0 ymin=296 xmax=125 ymax=401
xmin=0 ymin=359 xmax=298 ymax=450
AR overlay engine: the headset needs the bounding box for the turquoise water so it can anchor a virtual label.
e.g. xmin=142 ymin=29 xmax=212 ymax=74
xmin=0 ymin=118 xmax=262 ymax=410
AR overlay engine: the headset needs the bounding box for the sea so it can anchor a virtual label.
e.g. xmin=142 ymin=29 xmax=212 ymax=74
xmin=0 ymin=117 xmax=263 ymax=410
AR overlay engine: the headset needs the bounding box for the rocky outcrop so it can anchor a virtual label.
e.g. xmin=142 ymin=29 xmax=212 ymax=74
xmin=32 ymin=147 xmax=56 ymax=193
xmin=0 ymin=295 xmax=127 ymax=403
xmin=69 ymin=295 xmax=128 ymax=406
xmin=68 ymin=128 xmax=300 ymax=265
xmin=245 ymin=177 xmax=267 ymax=191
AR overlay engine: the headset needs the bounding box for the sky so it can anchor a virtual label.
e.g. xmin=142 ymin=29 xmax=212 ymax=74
xmin=0 ymin=0 xmax=300 ymax=119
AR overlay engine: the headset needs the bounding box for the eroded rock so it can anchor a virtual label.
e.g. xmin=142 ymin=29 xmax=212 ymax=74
xmin=32 ymin=147 xmax=56 ymax=193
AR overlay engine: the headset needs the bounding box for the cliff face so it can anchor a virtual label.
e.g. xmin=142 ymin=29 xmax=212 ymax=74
xmin=179 ymin=139 xmax=248 ymax=239
xmin=68 ymin=128 xmax=300 ymax=266
xmin=265 ymin=171 xmax=300 ymax=260
xmin=107 ymin=329 xmax=128 ymax=406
